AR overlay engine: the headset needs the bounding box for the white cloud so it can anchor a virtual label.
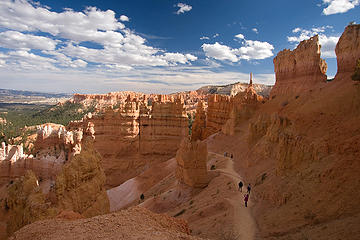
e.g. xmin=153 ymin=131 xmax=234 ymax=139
xmin=234 ymin=40 xmax=274 ymax=60
xmin=235 ymin=34 xmax=245 ymax=39
xmin=0 ymin=31 xmax=58 ymax=50
xmin=213 ymin=33 xmax=219 ymax=38
xmin=0 ymin=0 xmax=198 ymax=72
xmin=287 ymin=26 xmax=339 ymax=58
xmin=175 ymin=3 xmax=192 ymax=14
xmin=292 ymin=27 xmax=302 ymax=33
xmin=200 ymin=36 xmax=210 ymax=40
xmin=202 ymin=42 xmax=238 ymax=62
xmin=162 ymin=53 xmax=197 ymax=64
xmin=202 ymin=37 xmax=274 ymax=62
xmin=0 ymin=1 xmax=125 ymax=43
xmin=252 ymin=28 xmax=259 ymax=34
xmin=119 ymin=15 xmax=129 ymax=22
xmin=6 ymin=50 xmax=57 ymax=71
xmin=0 ymin=65 xmax=275 ymax=94
xmin=322 ymin=0 xmax=359 ymax=15
xmin=185 ymin=54 xmax=198 ymax=62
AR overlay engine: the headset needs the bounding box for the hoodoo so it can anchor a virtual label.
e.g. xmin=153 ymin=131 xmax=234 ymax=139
xmin=271 ymin=35 xmax=327 ymax=97
xmin=335 ymin=24 xmax=360 ymax=79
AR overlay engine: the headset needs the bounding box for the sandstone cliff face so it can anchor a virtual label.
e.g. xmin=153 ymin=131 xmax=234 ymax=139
xmin=271 ymin=35 xmax=327 ymax=97
xmin=191 ymin=101 xmax=207 ymax=141
xmin=55 ymin=138 xmax=109 ymax=217
xmin=335 ymin=24 xmax=360 ymax=79
xmin=67 ymin=97 xmax=188 ymax=188
xmin=139 ymin=99 xmax=188 ymax=155
xmin=223 ymin=85 xmax=264 ymax=135
xmin=3 ymin=171 xmax=57 ymax=236
xmin=204 ymin=94 xmax=231 ymax=138
xmin=175 ymin=138 xmax=208 ymax=188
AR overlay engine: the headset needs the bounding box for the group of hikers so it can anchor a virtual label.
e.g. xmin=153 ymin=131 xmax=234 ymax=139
xmin=224 ymin=152 xmax=234 ymax=158
xmin=238 ymin=181 xmax=251 ymax=207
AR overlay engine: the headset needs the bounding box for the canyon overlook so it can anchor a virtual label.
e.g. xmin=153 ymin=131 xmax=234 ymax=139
xmin=0 ymin=24 xmax=359 ymax=240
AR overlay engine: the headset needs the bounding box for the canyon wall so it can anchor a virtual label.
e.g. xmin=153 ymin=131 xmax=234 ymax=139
xmin=242 ymin=25 xmax=360 ymax=239
xmin=203 ymin=94 xmax=231 ymax=138
xmin=335 ymin=24 xmax=360 ymax=79
xmin=271 ymin=35 xmax=327 ymax=97
xmin=68 ymin=97 xmax=188 ymax=188
xmin=1 ymin=138 xmax=109 ymax=237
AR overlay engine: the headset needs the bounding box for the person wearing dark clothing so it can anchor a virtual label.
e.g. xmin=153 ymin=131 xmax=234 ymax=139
xmin=247 ymin=184 xmax=251 ymax=194
xmin=244 ymin=193 xmax=249 ymax=207
xmin=140 ymin=193 xmax=145 ymax=201
xmin=230 ymin=153 xmax=233 ymax=158
xmin=238 ymin=181 xmax=243 ymax=192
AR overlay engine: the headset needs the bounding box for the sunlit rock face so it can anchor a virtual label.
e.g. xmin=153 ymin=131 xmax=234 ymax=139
xmin=271 ymin=35 xmax=327 ymax=97
xmin=68 ymin=96 xmax=189 ymax=188
xmin=175 ymin=137 xmax=209 ymax=188
xmin=335 ymin=24 xmax=360 ymax=79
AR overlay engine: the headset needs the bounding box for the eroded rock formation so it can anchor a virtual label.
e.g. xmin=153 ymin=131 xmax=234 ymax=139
xmin=175 ymin=138 xmax=208 ymax=188
xmin=55 ymin=138 xmax=110 ymax=217
xmin=3 ymin=171 xmax=57 ymax=236
xmin=203 ymin=94 xmax=231 ymax=138
xmin=68 ymin=97 xmax=188 ymax=187
xmin=1 ymin=138 xmax=109 ymax=237
xmin=191 ymin=101 xmax=207 ymax=141
xmin=335 ymin=24 xmax=360 ymax=79
xmin=223 ymin=81 xmax=265 ymax=135
xmin=271 ymin=35 xmax=327 ymax=97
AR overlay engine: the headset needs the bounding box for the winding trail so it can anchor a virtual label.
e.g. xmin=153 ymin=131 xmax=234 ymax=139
xmin=213 ymin=152 xmax=259 ymax=240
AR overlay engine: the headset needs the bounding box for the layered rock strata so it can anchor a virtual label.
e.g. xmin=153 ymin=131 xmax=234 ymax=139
xmin=271 ymin=35 xmax=327 ymax=97
xmin=68 ymin=97 xmax=188 ymax=187
xmin=175 ymin=138 xmax=209 ymax=188
xmin=1 ymin=138 xmax=109 ymax=237
xmin=335 ymin=24 xmax=360 ymax=79
xmin=203 ymin=94 xmax=231 ymax=138
xmin=191 ymin=101 xmax=207 ymax=141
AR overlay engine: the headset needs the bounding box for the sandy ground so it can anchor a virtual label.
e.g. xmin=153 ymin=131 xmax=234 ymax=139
xmin=216 ymin=153 xmax=258 ymax=240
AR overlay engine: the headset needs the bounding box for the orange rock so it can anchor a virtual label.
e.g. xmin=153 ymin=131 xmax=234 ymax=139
xmin=335 ymin=24 xmax=360 ymax=80
xmin=271 ymin=35 xmax=327 ymax=97
xmin=175 ymin=138 xmax=209 ymax=188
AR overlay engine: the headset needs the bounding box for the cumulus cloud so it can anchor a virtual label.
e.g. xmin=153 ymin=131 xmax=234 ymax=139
xmin=234 ymin=40 xmax=274 ymax=60
xmin=287 ymin=26 xmax=339 ymax=58
xmin=175 ymin=3 xmax=192 ymax=14
xmin=201 ymin=36 xmax=274 ymax=62
xmin=119 ymin=15 xmax=129 ymax=21
xmin=322 ymin=0 xmax=359 ymax=15
xmin=252 ymin=28 xmax=259 ymax=34
xmin=0 ymin=31 xmax=58 ymax=50
xmin=213 ymin=33 xmax=219 ymax=38
xmin=0 ymin=0 xmax=197 ymax=72
xmin=202 ymin=42 xmax=238 ymax=62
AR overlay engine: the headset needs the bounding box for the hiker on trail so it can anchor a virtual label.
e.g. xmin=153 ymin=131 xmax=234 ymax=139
xmin=140 ymin=193 xmax=145 ymax=201
xmin=238 ymin=181 xmax=243 ymax=192
xmin=244 ymin=193 xmax=249 ymax=207
xmin=230 ymin=153 xmax=233 ymax=158
xmin=247 ymin=184 xmax=251 ymax=194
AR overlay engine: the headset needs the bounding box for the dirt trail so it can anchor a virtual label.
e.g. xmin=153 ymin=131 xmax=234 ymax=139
xmin=214 ymin=152 xmax=258 ymax=240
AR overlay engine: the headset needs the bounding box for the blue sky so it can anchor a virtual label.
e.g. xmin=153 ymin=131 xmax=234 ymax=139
xmin=0 ymin=0 xmax=359 ymax=94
